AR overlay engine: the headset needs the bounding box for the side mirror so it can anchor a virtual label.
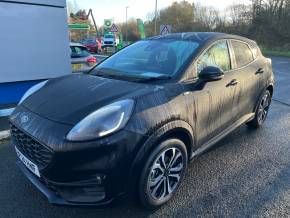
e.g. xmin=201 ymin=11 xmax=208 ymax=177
xmin=199 ymin=66 xmax=224 ymax=82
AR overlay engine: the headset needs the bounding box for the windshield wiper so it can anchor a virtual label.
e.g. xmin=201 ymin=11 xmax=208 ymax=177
xmin=93 ymin=72 xmax=122 ymax=80
xmin=135 ymin=75 xmax=172 ymax=82
xmin=89 ymin=68 xmax=172 ymax=82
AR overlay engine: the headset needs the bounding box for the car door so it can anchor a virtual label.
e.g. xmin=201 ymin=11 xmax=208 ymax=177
xmin=229 ymin=40 xmax=261 ymax=118
xmin=194 ymin=40 xmax=240 ymax=146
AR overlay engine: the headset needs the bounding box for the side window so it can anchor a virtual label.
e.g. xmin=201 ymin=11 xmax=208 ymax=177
xmin=231 ymin=41 xmax=254 ymax=68
xmin=70 ymin=46 xmax=90 ymax=58
xmin=197 ymin=41 xmax=231 ymax=73
xmin=250 ymin=44 xmax=260 ymax=59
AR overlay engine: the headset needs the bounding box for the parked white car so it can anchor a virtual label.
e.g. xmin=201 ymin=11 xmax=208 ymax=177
xmin=101 ymin=34 xmax=118 ymax=49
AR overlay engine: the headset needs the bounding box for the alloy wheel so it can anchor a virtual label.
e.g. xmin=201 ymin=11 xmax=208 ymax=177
xmin=258 ymin=93 xmax=270 ymax=124
xmin=147 ymin=147 xmax=184 ymax=201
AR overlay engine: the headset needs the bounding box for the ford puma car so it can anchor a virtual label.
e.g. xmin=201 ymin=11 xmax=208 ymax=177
xmin=10 ymin=32 xmax=274 ymax=209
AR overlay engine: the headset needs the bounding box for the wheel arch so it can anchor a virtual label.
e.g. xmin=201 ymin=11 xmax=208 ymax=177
xmin=253 ymin=83 xmax=274 ymax=112
xmin=137 ymin=120 xmax=194 ymax=163
xmin=267 ymin=84 xmax=274 ymax=97
xmin=127 ymin=120 xmax=195 ymax=195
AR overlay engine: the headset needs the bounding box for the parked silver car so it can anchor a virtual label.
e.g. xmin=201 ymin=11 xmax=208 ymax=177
xmin=70 ymin=43 xmax=97 ymax=73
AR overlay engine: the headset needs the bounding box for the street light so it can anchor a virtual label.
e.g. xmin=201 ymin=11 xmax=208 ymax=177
xmin=125 ymin=6 xmax=129 ymax=43
xmin=154 ymin=0 xmax=157 ymax=35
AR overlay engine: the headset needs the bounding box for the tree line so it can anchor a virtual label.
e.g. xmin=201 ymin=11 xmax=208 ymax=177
xmin=144 ymin=0 xmax=290 ymax=48
xmin=69 ymin=0 xmax=290 ymax=49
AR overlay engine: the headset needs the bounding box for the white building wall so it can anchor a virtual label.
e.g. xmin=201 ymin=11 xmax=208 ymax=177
xmin=0 ymin=0 xmax=70 ymax=83
xmin=1 ymin=0 xmax=66 ymax=7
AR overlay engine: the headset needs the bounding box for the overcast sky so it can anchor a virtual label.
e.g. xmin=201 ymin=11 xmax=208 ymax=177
xmin=68 ymin=0 xmax=251 ymax=25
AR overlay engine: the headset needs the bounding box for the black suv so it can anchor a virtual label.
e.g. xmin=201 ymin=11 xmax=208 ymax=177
xmin=10 ymin=32 xmax=274 ymax=209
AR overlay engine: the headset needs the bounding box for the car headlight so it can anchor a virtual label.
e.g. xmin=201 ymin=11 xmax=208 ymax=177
xmin=66 ymin=99 xmax=134 ymax=141
xmin=19 ymin=80 xmax=48 ymax=105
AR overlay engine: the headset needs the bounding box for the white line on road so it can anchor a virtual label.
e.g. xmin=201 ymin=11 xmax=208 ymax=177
xmin=0 ymin=108 xmax=15 ymax=117
xmin=275 ymin=61 xmax=290 ymax=64
xmin=0 ymin=130 xmax=10 ymax=140
xmin=273 ymin=99 xmax=290 ymax=107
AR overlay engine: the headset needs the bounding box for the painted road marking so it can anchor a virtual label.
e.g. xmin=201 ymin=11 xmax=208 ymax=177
xmin=0 ymin=108 xmax=14 ymax=117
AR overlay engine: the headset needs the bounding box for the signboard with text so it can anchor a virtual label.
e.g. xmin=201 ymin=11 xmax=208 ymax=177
xmin=68 ymin=24 xmax=90 ymax=30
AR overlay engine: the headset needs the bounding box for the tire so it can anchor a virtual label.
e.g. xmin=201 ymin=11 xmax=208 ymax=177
xmin=138 ymin=138 xmax=188 ymax=210
xmin=247 ymin=90 xmax=272 ymax=128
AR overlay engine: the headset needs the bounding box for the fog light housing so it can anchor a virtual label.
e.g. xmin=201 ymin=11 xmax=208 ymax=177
xmin=96 ymin=175 xmax=106 ymax=185
xmin=56 ymin=174 xmax=107 ymax=203
xmin=59 ymin=186 xmax=106 ymax=203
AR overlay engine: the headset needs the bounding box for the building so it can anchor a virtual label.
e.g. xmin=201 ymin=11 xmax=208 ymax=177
xmin=0 ymin=0 xmax=71 ymax=131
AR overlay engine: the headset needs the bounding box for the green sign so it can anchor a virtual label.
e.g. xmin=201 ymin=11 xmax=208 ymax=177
xmin=137 ymin=19 xmax=146 ymax=39
xmin=68 ymin=24 xmax=90 ymax=30
xmin=117 ymin=33 xmax=124 ymax=50
xmin=104 ymin=19 xmax=112 ymax=27
xmin=104 ymin=19 xmax=113 ymax=34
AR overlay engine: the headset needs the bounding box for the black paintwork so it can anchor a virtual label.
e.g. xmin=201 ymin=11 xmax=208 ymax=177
xmin=9 ymin=32 xmax=274 ymax=205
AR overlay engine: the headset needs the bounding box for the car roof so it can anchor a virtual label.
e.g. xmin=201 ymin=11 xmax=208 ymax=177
xmin=148 ymin=32 xmax=256 ymax=45
xmin=70 ymin=42 xmax=85 ymax=47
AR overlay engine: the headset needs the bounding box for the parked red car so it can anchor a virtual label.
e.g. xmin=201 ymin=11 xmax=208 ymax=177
xmin=82 ymin=38 xmax=100 ymax=53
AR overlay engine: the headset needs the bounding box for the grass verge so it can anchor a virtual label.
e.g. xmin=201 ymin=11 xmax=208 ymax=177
xmin=261 ymin=47 xmax=290 ymax=58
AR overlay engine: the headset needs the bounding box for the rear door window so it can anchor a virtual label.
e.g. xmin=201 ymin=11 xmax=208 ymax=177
xmin=250 ymin=44 xmax=260 ymax=59
xmin=231 ymin=41 xmax=254 ymax=68
xmin=70 ymin=46 xmax=90 ymax=58
xmin=197 ymin=41 xmax=231 ymax=73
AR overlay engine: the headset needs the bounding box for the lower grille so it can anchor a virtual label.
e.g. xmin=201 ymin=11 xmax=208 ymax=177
xmin=39 ymin=177 xmax=58 ymax=194
xmin=11 ymin=124 xmax=54 ymax=170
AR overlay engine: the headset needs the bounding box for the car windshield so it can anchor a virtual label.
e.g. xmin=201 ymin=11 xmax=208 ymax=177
xmin=70 ymin=46 xmax=90 ymax=58
xmin=104 ymin=35 xmax=114 ymax=39
xmin=91 ymin=39 xmax=200 ymax=79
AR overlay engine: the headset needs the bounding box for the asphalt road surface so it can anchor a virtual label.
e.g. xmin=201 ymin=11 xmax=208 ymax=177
xmin=0 ymin=57 xmax=289 ymax=218
xmin=0 ymin=117 xmax=9 ymax=132
xmin=271 ymin=56 xmax=290 ymax=105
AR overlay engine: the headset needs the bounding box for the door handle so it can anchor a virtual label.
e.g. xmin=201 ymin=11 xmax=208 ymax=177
xmin=226 ymin=79 xmax=238 ymax=87
xmin=255 ymin=68 xmax=264 ymax=74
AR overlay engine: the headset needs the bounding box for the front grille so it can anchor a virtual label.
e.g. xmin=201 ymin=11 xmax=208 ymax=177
xmin=11 ymin=124 xmax=54 ymax=170
xmin=104 ymin=41 xmax=113 ymax=44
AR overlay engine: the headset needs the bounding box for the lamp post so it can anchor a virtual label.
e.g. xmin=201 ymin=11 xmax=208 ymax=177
xmin=154 ymin=0 xmax=158 ymax=35
xmin=125 ymin=6 xmax=129 ymax=43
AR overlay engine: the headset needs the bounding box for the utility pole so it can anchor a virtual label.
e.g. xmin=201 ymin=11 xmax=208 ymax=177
xmin=154 ymin=0 xmax=158 ymax=35
xmin=125 ymin=6 xmax=129 ymax=43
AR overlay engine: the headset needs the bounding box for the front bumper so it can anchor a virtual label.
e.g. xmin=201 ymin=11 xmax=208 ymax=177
xmin=17 ymin=161 xmax=116 ymax=206
xmin=10 ymin=105 xmax=146 ymax=205
xmin=101 ymin=44 xmax=115 ymax=48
